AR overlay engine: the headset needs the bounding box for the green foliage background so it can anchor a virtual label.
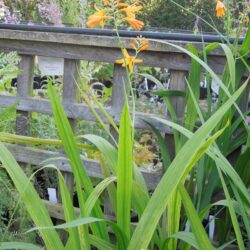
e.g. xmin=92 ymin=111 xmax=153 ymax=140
xmin=138 ymin=0 xmax=225 ymax=32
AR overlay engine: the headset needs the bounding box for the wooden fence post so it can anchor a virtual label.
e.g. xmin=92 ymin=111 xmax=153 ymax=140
xmin=110 ymin=64 xmax=128 ymax=141
xmin=104 ymin=64 xmax=128 ymax=216
xmin=165 ymin=70 xmax=188 ymax=159
xmin=61 ymin=59 xmax=80 ymax=198
xmin=16 ymin=55 xmax=34 ymax=136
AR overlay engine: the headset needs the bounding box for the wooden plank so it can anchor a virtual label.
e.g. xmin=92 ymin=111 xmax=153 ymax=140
xmin=16 ymin=55 xmax=34 ymax=136
xmin=61 ymin=59 xmax=80 ymax=198
xmin=112 ymin=64 xmax=128 ymax=114
xmin=43 ymin=199 xmax=80 ymax=220
xmin=105 ymin=65 xmax=127 ymax=215
xmin=0 ymin=95 xmax=172 ymax=133
xmin=0 ymin=29 xmax=226 ymax=55
xmin=165 ymin=70 xmax=188 ymax=159
xmin=62 ymin=59 xmax=79 ymax=103
xmin=110 ymin=64 xmax=128 ymax=143
xmin=168 ymin=70 xmax=188 ymax=119
xmin=5 ymin=143 xmax=162 ymax=190
xmin=0 ymin=39 xmax=234 ymax=74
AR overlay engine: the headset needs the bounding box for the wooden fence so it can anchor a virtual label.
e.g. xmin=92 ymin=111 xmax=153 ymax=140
xmin=0 ymin=28 xmax=248 ymax=219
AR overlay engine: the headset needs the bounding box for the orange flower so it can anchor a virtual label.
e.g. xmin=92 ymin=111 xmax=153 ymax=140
xmin=87 ymin=9 xmax=112 ymax=28
xmin=119 ymin=5 xmax=143 ymax=18
xmin=121 ymin=17 xmax=144 ymax=30
xmin=130 ymin=37 xmax=149 ymax=52
xmin=116 ymin=49 xmax=143 ymax=73
xmin=216 ymin=0 xmax=225 ymax=17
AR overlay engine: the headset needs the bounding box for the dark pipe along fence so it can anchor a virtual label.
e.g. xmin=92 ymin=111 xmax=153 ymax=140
xmin=0 ymin=25 xmax=248 ymax=219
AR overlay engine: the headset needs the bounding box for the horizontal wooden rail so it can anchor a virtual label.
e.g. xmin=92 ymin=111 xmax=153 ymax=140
xmin=5 ymin=143 xmax=162 ymax=190
xmin=0 ymin=29 xmax=225 ymax=54
xmin=0 ymin=95 xmax=172 ymax=133
xmin=0 ymin=40 xmax=228 ymax=74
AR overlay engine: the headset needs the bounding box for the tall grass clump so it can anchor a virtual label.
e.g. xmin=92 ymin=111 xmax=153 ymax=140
xmin=0 ymin=0 xmax=249 ymax=249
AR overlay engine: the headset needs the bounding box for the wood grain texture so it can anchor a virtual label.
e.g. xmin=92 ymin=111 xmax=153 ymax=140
xmin=169 ymin=70 xmax=188 ymax=119
xmin=0 ymin=29 xmax=225 ymax=55
xmin=0 ymin=95 xmax=172 ymax=133
xmin=5 ymin=143 xmax=162 ymax=190
xmin=0 ymin=29 xmax=248 ymax=75
xmin=16 ymin=55 xmax=34 ymax=136
xmin=165 ymin=70 xmax=188 ymax=159
xmin=112 ymin=64 xmax=128 ymax=114
xmin=0 ymin=39 xmax=232 ymax=74
xmin=43 ymin=199 xmax=80 ymax=220
xmin=60 ymin=59 xmax=81 ymax=198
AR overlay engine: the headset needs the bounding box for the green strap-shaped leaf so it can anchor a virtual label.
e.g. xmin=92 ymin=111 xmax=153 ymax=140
xmin=178 ymin=184 xmax=214 ymax=249
xmin=0 ymin=242 xmax=43 ymax=250
xmin=117 ymin=103 xmax=133 ymax=242
xmin=85 ymin=176 xmax=117 ymax=216
xmin=168 ymin=232 xmax=198 ymax=249
xmin=58 ymin=172 xmax=81 ymax=250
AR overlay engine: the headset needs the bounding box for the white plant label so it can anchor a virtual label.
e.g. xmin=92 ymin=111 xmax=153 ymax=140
xmin=48 ymin=188 xmax=58 ymax=204
xmin=38 ymin=56 xmax=64 ymax=76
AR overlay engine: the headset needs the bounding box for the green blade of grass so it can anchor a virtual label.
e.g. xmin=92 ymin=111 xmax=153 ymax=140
xmin=85 ymin=176 xmax=117 ymax=216
xmin=0 ymin=242 xmax=43 ymax=250
xmin=58 ymin=172 xmax=81 ymax=250
xmin=169 ymin=232 xmax=198 ymax=249
xmin=217 ymin=167 xmax=245 ymax=250
xmin=178 ymin=184 xmax=214 ymax=249
xmin=0 ymin=132 xmax=95 ymax=150
xmin=220 ymin=43 xmax=236 ymax=91
xmin=28 ymin=217 xmax=127 ymax=250
xmin=89 ymin=235 xmax=115 ymax=250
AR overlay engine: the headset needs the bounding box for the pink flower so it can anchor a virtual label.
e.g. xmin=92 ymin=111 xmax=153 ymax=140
xmin=0 ymin=0 xmax=19 ymax=24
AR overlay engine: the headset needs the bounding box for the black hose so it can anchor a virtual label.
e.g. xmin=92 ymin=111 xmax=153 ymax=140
xmin=0 ymin=23 xmax=244 ymax=44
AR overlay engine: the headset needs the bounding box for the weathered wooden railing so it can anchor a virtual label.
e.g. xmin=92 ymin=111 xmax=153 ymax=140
xmin=0 ymin=27 xmax=248 ymax=219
